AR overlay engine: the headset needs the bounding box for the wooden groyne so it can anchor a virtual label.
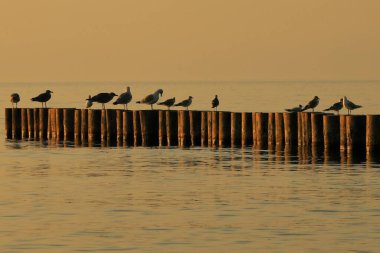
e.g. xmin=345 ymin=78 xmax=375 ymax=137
xmin=4 ymin=108 xmax=380 ymax=153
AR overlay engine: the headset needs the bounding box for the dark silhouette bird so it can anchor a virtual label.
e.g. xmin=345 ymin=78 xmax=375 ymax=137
xmin=10 ymin=93 xmax=20 ymax=108
xmin=212 ymin=95 xmax=219 ymax=111
xmin=285 ymin=104 xmax=303 ymax=113
xmin=158 ymin=97 xmax=175 ymax=110
xmin=343 ymin=96 xmax=362 ymax=115
xmin=31 ymin=90 xmax=53 ymax=108
xmin=86 ymin=95 xmax=93 ymax=108
xmin=113 ymin=86 xmax=132 ymax=110
xmin=87 ymin=92 xmax=118 ymax=109
xmin=324 ymin=99 xmax=343 ymax=115
xmin=302 ymin=96 xmax=320 ymax=112
xmin=175 ymin=96 xmax=193 ymax=110
xmin=136 ymin=89 xmax=163 ymax=110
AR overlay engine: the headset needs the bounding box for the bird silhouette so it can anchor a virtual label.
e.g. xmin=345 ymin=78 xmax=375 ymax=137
xmin=343 ymin=96 xmax=362 ymax=115
xmin=158 ymin=97 xmax=175 ymax=110
xmin=10 ymin=93 xmax=20 ymax=108
xmin=87 ymin=92 xmax=118 ymax=109
xmin=302 ymin=96 xmax=319 ymax=112
xmin=212 ymin=95 xmax=219 ymax=111
xmin=323 ymin=99 xmax=343 ymax=115
xmin=31 ymin=90 xmax=53 ymax=108
xmin=136 ymin=89 xmax=163 ymax=110
xmin=285 ymin=104 xmax=303 ymax=113
xmin=174 ymin=96 xmax=193 ymax=110
xmin=113 ymin=86 xmax=133 ymax=110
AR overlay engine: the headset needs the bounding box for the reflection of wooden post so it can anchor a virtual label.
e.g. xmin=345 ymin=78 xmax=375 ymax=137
xmin=140 ymin=110 xmax=159 ymax=146
xmin=27 ymin=108 xmax=34 ymax=139
xmin=39 ymin=108 xmax=48 ymax=140
xmin=207 ymin=112 xmax=213 ymax=146
xmin=34 ymin=108 xmax=40 ymax=140
xmin=211 ymin=111 xmax=219 ymax=146
xmin=11 ymin=108 xmax=21 ymax=139
xmin=255 ymin=112 xmax=268 ymax=149
xmin=56 ymin=109 xmax=64 ymax=141
xmin=21 ymin=108 xmax=28 ymax=139
xmin=5 ymin=108 xmax=12 ymax=139
xmin=340 ymin=115 xmax=346 ymax=151
xmin=346 ymin=115 xmax=366 ymax=153
xmin=165 ymin=110 xmax=178 ymax=146
xmin=81 ymin=109 xmax=88 ymax=144
xmin=268 ymin=112 xmax=276 ymax=148
xmin=242 ymin=112 xmax=253 ymax=146
xmin=74 ymin=109 xmax=81 ymax=144
xmin=133 ymin=111 xmax=141 ymax=146
xmin=88 ymin=109 xmax=101 ymax=145
xmin=231 ymin=112 xmax=242 ymax=147
xmin=116 ymin=110 xmax=123 ymax=145
xmin=218 ymin=112 xmax=231 ymax=147
xmin=123 ymin=111 xmax=134 ymax=146
xmin=323 ymin=115 xmax=340 ymax=149
xmin=159 ymin=111 xmax=167 ymax=146
xmin=190 ymin=111 xmax=201 ymax=146
xmin=366 ymin=115 xmax=380 ymax=153
xmin=178 ymin=110 xmax=190 ymax=147
xmin=201 ymin=111 xmax=208 ymax=146
xmin=283 ymin=113 xmax=297 ymax=147
xmin=311 ymin=113 xmax=324 ymax=146
xmin=63 ymin=109 xmax=75 ymax=142
xmin=275 ymin=113 xmax=284 ymax=147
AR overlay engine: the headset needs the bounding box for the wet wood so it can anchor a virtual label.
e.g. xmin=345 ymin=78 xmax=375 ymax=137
xmin=255 ymin=112 xmax=268 ymax=149
xmin=346 ymin=115 xmax=366 ymax=154
xmin=159 ymin=110 xmax=167 ymax=146
xmin=201 ymin=111 xmax=208 ymax=146
xmin=27 ymin=108 xmax=34 ymax=139
xmin=74 ymin=109 xmax=81 ymax=144
xmin=133 ymin=111 xmax=142 ymax=146
xmin=340 ymin=115 xmax=346 ymax=151
xmin=211 ymin=111 xmax=219 ymax=146
xmin=55 ymin=108 xmax=64 ymax=141
xmin=81 ymin=109 xmax=88 ymax=143
xmin=11 ymin=108 xmax=21 ymax=140
xmin=219 ymin=112 xmax=231 ymax=147
xmin=21 ymin=108 xmax=28 ymax=139
xmin=301 ymin=112 xmax=312 ymax=146
xmin=39 ymin=108 xmax=48 ymax=140
xmin=275 ymin=112 xmax=284 ymax=147
xmin=123 ymin=110 xmax=134 ymax=146
xmin=5 ymin=108 xmax=12 ymax=139
xmin=268 ymin=112 xmax=276 ymax=148
xmin=88 ymin=109 xmax=101 ymax=145
xmin=166 ymin=110 xmax=178 ymax=146
xmin=366 ymin=115 xmax=380 ymax=153
xmin=63 ymin=108 xmax=75 ymax=142
xmin=140 ymin=110 xmax=159 ymax=146
xmin=207 ymin=111 xmax=213 ymax=146
xmin=49 ymin=109 xmax=56 ymax=140
xmin=252 ymin=112 xmax=256 ymax=146
xmin=116 ymin=110 xmax=123 ymax=145
xmin=190 ymin=111 xmax=201 ymax=146
xmin=231 ymin=112 xmax=242 ymax=147
xmin=311 ymin=113 xmax=324 ymax=146
xmin=33 ymin=108 xmax=40 ymax=140
xmin=178 ymin=110 xmax=190 ymax=147
xmin=242 ymin=112 xmax=253 ymax=146
xmin=323 ymin=115 xmax=340 ymax=149
xmin=297 ymin=112 xmax=303 ymax=146
xmin=283 ymin=112 xmax=298 ymax=147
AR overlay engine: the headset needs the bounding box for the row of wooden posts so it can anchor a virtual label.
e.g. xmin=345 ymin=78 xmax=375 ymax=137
xmin=4 ymin=108 xmax=380 ymax=153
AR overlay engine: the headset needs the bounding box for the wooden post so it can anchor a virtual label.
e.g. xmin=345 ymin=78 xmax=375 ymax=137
xmin=366 ymin=115 xmax=380 ymax=153
xmin=39 ymin=108 xmax=48 ymax=140
xmin=242 ymin=112 xmax=253 ymax=146
xmin=106 ymin=109 xmax=117 ymax=144
xmin=231 ymin=112 xmax=242 ymax=147
xmin=56 ymin=108 xmax=64 ymax=141
xmin=255 ymin=112 xmax=268 ymax=149
xmin=166 ymin=110 xmax=178 ymax=146
xmin=323 ymin=115 xmax=340 ymax=149
xmin=116 ymin=110 xmax=123 ymax=145
xmin=346 ymin=115 xmax=366 ymax=154
xmin=297 ymin=112 xmax=303 ymax=146
xmin=275 ymin=112 xmax=284 ymax=147
xmin=190 ymin=111 xmax=201 ymax=146
xmin=133 ymin=111 xmax=142 ymax=146
xmin=47 ymin=109 xmax=52 ymax=140
xmin=211 ymin=111 xmax=219 ymax=147
xmin=81 ymin=109 xmax=88 ymax=144
xmin=50 ymin=109 xmax=56 ymax=140
xmin=33 ymin=108 xmax=40 ymax=140
xmin=27 ymin=109 xmax=34 ymax=139
xmin=21 ymin=108 xmax=28 ymax=139
xmin=63 ymin=108 xmax=75 ymax=142
xmin=207 ymin=111 xmax=213 ymax=147
xmin=5 ymin=108 xmax=12 ymax=139
xmin=74 ymin=109 xmax=81 ymax=144
xmin=101 ymin=109 xmax=107 ymax=144
xmin=123 ymin=110 xmax=134 ymax=146
xmin=301 ymin=112 xmax=312 ymax=146
xmin=88 ymin=109 xmax=101 ymax=145
xmin=201 ymin=111 xmax=208 ymax=146
xmin=11 ymin=108 xmax=21 ymax=140
xmin=140 ymin=110 xmax=159 ymax=146
xmin=178 ymin=110 xmax=190 ymax=147
xmin=283 ymin=112 xmax=298 ymax=147
xmin=268 ymin=112 xmax=276 ymax=148
xmin=219 ymin=111 xmax=231 ymax=147
xmin=252 ymin=112 xmax=256 ymax=146
xmin=340 ymin=115 xmax=346 ymax=151
xmin=159 ymin=110 xmax=167 ymax=146
xmin=311 ymin=113 xmax=324 ymax=146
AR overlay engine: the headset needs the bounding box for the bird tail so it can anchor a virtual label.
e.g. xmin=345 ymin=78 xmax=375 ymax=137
xmin=158 ymin=102 xmax=164 ymax=105
xmin=285 ymin=109 xmax=291 ymax=112
xmin=31 ymin=97 xmax=36 ymax=101
xmin=86 ymin=96 xmax=92 ymax=101
xmin=136 ymin=101 xmax=141 ymax=104
xmin=301 ymin=105 xmax=309 ymax=112
xmin=113 ymin=102 xmax=118 ymax=105
xmin=323 ymin=108 xmax=330 ymax=111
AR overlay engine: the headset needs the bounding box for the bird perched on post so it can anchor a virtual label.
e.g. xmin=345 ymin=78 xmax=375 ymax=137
xmin=302 ymin=96 xmax=319 ymax=112
xmin=323 ymin=99 xmax=343 ymax=115
xmin=10 ymin=93 xmax=20 ymax=108
xmin=212 ymin=95 xmax=219 ymax=111
xmin=343 ymin=96 xmax=362 ymax=115
xmin=136 ymin=89 xmax=163 ymax=110
xmin=31 ymin=90 xmax=53 ymax=108
xmin=86 ymin=95 xmax=93 ymax=108
xmin=175 ymin=96 xmax=193 ymax=110
xmin=158 ymin=97 xmax=175 ymax=110
xmin=113 ymin=86 xmax=133 ymax=110
xmin=285 ymin=104 xmax=303 ymax=113
xmin=87 ymin=92 xmax=118 ymax=109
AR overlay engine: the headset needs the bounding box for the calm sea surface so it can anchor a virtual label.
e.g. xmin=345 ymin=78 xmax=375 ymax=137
xmin=1 ymin=81 xmax=380 ymax=252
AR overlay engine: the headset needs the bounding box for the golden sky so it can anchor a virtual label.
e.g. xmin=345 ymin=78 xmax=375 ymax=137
xmin=0 ymin=0 xmax=379 ymax=82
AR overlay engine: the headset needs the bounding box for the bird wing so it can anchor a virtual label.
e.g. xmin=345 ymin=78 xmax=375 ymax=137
xmin=140 ymin=94 xmax=154 ymax=103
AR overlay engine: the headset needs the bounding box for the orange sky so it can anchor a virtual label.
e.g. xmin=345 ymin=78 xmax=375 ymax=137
xmin=0 ymin=0 xmax=379 ymax=82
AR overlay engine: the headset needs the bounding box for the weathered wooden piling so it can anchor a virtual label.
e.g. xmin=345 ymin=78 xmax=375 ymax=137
xmin=207 ymin=112 xmax=213 ymax=146
xmin=231 ymin=112 xmax=242 ymax=147
xmin=27 ymin=109 xmax=34 ymax=139
xmin=201 ymin=111 xmax=208 ymax=146
xmin=133 ymin=111 xmax=142 ymax=146
xmin=33 ymin=108 xmax=40 ymax=140
xmin=39 ymin=108 xmax=48 ymax=140
xmin=297 ymin=112 xmax=303 ymax=146
xmin=340 ymin=115 xmax=346 ymax=151
xmin=74 ymin=109 xmax=81 ymax=143
xmin=366 ymin=115 xmax=380 ymax=153
xmin=123 ymin=110 xmax=134 ymax=146
xmin=323 ymin=115 xmax=340 ymax=149
xmin=301 ymin=112 xmax=312 ymax=146
xmin=166 ymin=110 xmax=178 ymax=146
xmin=81 ymin=109 xmax=88 ymax=143
xmin=255 ymin=112 xmax=268 ymax=149
xmin=346 ymin=115 xmax=366 ymax=153
xmin=275 ymin=112 xmax=284 ymax=147
xmin=242 ymin=112 xmax=253 ymax=146
xmin=178 ymin=110 xmax=191 ymax=147
xmin=55 ymin=108 xmax=64 ymax=141
xmin=116 ymin=110 xmax=123 ymax=145
xmin=268 ymin=112 xmax=276 ymax=148
xmin=50 ymin=109 xmax=57 ymax=140
xmin=101 ymin=109 xmax=107 ymax=143
xmin=311 ymin=113 xmax=324 ymax=146
xmin=219 ymin=112 xmax=231 ymax=147
xmin=190 ymin=111 xmax=201 ymax=146
xmin=11 ymin=108 xmax=21 ymax=140
xmin=47 ymin=109 xmax=52 ymax=140
xmin=211 ymin=111 xmax=219 ymax=146
xmin=140 ymin=110 xmax=159 ymax=146
xmin=283 ymin=113 xmax=298 ymax=146
xmin=21 ymin=108 xmax=28 ymax=139
xmin=103 ymin=109 xmax=117 ymax=144
xmin=5 ymin=108 xmax=12 ymax=139
xmin=88 ymin=109 xmax=101 ymax=144
xmin=63 ymin=109 xmax=75 ymax=142
xmin=252 ymin=112 xmax=256 ymax=146
xmin=159 ymin=111 xmax=167 ymax=146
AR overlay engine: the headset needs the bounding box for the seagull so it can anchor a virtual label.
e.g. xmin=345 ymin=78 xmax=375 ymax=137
xmin=87 ymin=92 xmax=118 ymax=109
xmin=86 ymin=95 xmax=93 ymax=108
xmin=302 ymin=96 xmax=319 ymax=112
xmin=136 ymin=89 xmax=163 ymax=110
xmin=212 ymin=95 xmax=219 ymax=111
xmin=10 ymin=93 xmax=20 ymax=108
xmin=175 ymin=96 xmax=193 ymax=110
xmin=285 ymin=104 xmax=303 ymax=113
xmin=31 ymin=90 xmax=53 ymax=108
xmin=158 ymin=97 xmax=175 ymax=110
xmin=323 ymin=99 xmax=343 ymax=115
xmin=113 ymin=86 xmax=133 ymax=110
xmin=343 ymin=96 xmax=362 ymax=115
